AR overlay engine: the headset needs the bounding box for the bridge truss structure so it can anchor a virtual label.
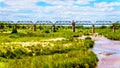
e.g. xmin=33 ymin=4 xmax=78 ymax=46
xmin=0 ymin=20 xmax=119 ymax=25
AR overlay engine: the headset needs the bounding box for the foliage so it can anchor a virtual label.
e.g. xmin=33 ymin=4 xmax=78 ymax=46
xmin=3 ymin=39 xmax=97 ymax=68
xmin=112 ymin=22 xmax=120 ymax=29
xmin=99 ymin=25 xmax=107 ymax=29
xmin=96 ymin=26 xmax=120 ymax=40
xmin=11 ymin=28 xmax=17 ymax=34
xmin=0 ymin=38 xmax=94 ymax=59
xmin=6 ymin=50 xmax=98 ymax=68
xmin=85 ymin=36 xmax=91 ymax=40
xmin=44 ymin=29 xmax=50 ymax=33
xmin=7 ymin=24 xmax=12 ymax=29
xmin=0 ymin=23 xmax=4 ymax=29
xmin=0 ymin=25 xmax=98 ymax=68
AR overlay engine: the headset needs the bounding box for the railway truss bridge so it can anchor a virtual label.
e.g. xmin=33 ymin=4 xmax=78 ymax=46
xmin=0 ymin=20 xmax=120 ymax=34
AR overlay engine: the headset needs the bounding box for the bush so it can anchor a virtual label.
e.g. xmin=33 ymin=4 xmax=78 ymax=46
xmin=9 ymin=33 xmax=26 ymax=38
xmin=0 ymin=28 xmax=98 ymax=68
xmin=84 ymin=39 xmax=94 ymax=48
xmin=5 ymin=50 xmax=15 ymax=59
xmin=11 ymin=28 xmax=17 ymax=34
xmin=99 ymin=25 xmax=107 ymax=29
xmin=7 ymin=24 xmax=12 ymax=28
xmin=43 ymin=30 xmax=50 ymax=33
xmin=0 ymin=24 xmax=4 ymax=29
xmin=6 ymin=50 xmax=98 ymax=68
xmin=73 ymin=34 xmax=80 ymax=37
xmin=85 ymin=37 xmax=91 ymax=40
xmin=21 ymin=26 xmax=26 ymax=29
xmin=13 ymin=48 xmax=26 ymax=59
xmin=84 ymin=32 xmax=90 ymax=36
xmin=38 ymin=26 xmax=44 ymax=30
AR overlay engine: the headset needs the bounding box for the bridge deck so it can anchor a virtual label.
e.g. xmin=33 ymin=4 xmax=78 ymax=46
xmin=0 ymin=21 xmax=120 ymax=25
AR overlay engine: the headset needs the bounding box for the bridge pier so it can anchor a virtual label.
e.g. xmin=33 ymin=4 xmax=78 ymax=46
xmin=72 ymin=20 xmax=75 ymax=32
xmin=33 ymin=24 xmax=36 ymax=31
xmin=112 ymin=26 xmax=115 ymax=32
xmin=52 ymin=24 xmax=55 ymax=32
xmin=12 ymin=24 xmax=17 ymax=33
xmin=92 ymin=24 xmax=95 ymax=34
xmin=13 ymin=24 xmax=17 ymax=29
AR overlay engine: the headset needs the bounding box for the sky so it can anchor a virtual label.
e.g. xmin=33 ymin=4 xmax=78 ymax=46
xmin=0 ymin=0 xmax=120 ymax=23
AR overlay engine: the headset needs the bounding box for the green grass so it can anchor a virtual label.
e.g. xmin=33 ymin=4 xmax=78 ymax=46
xmin=0 ymin=26 xmax=89 ymax=42
xmin=0 ymin=25 xmax=98 ymax=68
xmin=0 ymin=38 xmax=98 ymax=68
xmin=6 ymin=50 xmax=98 ymax=68
xmin=2 ymin=38 xmax=97 ymax=68
xmin=95 ymin=27 xmax=120 ymax=40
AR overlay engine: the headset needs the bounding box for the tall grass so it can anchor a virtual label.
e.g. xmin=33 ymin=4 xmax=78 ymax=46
xmin=0 ymin=25 xmax=98 ymax=68
xmin=5 ymin=38 xmax=98 ymax=68
xmin=96 ymin=27 xmax=120 ymax=40
xmin=7 ymin=50 xmax=98 ymax=68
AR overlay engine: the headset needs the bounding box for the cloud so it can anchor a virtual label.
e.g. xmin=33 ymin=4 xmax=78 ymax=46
xmin=0 ymin=0 xmax=120 ymax=22
xmin=94 ymin=2 xmax=120 ymax=7
xmin=0 ymin=0 xmax=2 ymax=1
xmin=75 ymin=0 xmax=95 ymax=4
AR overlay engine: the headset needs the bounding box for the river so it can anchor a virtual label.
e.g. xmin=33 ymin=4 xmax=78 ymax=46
xmin=92 ymin=36 xmax=120 ymax=68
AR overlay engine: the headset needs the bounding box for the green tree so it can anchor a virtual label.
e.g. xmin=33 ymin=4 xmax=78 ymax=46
xmin=112 ymin=22 xmax=120 ymax=32
xmin=0 ymin=23 xmax=4 ymax=29
xmin=11 ymin=24 xmax=17 ymax=33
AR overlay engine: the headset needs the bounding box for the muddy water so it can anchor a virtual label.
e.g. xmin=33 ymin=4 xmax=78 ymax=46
xmin=92 ymin=36 xmax=120 ymax=68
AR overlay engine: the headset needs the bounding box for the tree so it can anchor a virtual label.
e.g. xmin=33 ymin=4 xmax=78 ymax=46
xmin=0 ymin=23 xmax=4 ymax=29
xmin=11 ymin=24 xmax=17 ymax=34
xmin=7 ymin=24 xmax=12 ymax=29
xmin=112 ymin=22 xmax=120 ymax=32
xmin=99 ymin=25 xmax=107 ymax=29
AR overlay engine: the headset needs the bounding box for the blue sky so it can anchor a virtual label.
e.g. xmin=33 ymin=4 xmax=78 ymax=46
xmin=0 ymin=0 xmax=120 ymax=23
xmin=37 ymin=2 xmax=54 ymax=6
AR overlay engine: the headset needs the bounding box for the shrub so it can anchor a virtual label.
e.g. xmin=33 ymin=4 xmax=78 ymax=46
xmin=99 ymin=25 xmax=107 ymax=29
xmin=84 ymin=32 xmax=90 ymax=36
xmin=0 ymin=24 xmax=4 ymax=29
xmin=85 ymin=37 xmax=91 ymax=40
xmin=7 ymin=24 xmax=12 ymax=28
xmin=21 ymin=26 xmax=26 ymax=29
xmin=73 ymin=34 xmax=80 ymax=37
xmin=13 ymin=48 xmax=25 ymax=58
xmin=45 ymin=30 xmax=50 ymax=33
xmin=38 ymin=26 xmax=44 ymax=30
xmin=9 ymin=33 xmax=25 ymax=38
xmin=5 ymin=50 xmax=15 ymax=59
xmin=6 ymin=50 xmax=98 ymax=68
xmin=11 ymin=28 xmax=17 ymax=34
